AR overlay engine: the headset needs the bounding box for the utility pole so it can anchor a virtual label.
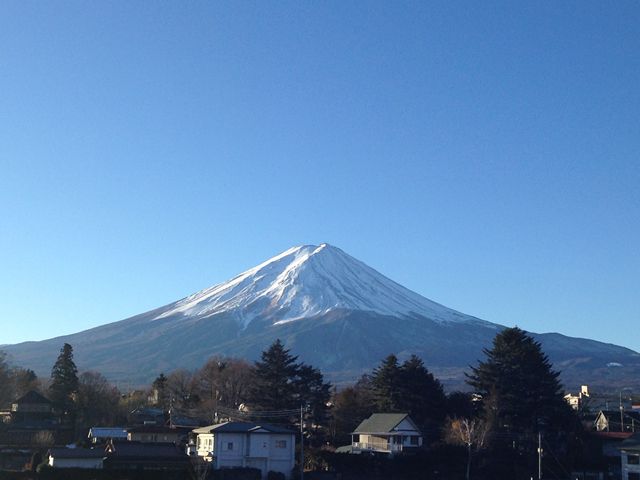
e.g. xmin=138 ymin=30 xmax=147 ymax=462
xmin=620 ymin=391 xmax=625 ymax=432
xmin=300 ymin=405 xmax=304 ymax=480
xmin=537 ymin=432 xmax=543 ymax=480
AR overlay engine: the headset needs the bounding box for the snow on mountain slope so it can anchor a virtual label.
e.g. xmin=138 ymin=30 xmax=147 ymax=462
xmin=153 ymin=243 xmax=478 ymax=327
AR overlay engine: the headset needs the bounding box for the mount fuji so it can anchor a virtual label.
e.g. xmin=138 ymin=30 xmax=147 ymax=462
xmin=3 ymin=244 xmax=640 ymax=389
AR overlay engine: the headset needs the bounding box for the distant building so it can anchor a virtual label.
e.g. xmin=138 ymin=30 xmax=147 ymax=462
xmin=9 ymin=391 xmax=55 ymax=424
xmin=127 ymin=425 xmax=188 ymax=444
xmin=128 ymin=407 xmax=165 ymax=426
xmin=104 ymin=440 xmax=190 ymax=472
xmin=565 ymin=385 xmax=590 ymax=411
xmin=48 ymin=448 xmax=105 ymax=469
xmin=87 ymin=427 xmax=128 ymax=444
xmin=0 ymin=391 xmax=71 ymax=448
xmin=47 ymin=441 xmax=190 ymax=472
xmin=595 ymin=410 xmax=640 ymax=433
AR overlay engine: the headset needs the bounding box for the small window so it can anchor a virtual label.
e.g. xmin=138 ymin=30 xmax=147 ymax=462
xmin=409 ymin=436 xmax=419 ymax=446
xmin=276 ymin=440 xmax=287 ymax=448
xmin=227 ymin=442 xmax=234 ymax=450
xmin=628 ymin=454 xmax=640 ymax=465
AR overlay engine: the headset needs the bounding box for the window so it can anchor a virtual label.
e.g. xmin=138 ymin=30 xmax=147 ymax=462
xmin=629 ymin=455 xmax=640 ymax=465
xmin=409 ymin=436 xmax=419 ymax=446
xmin=628 ymin=472 xmax=640 ymax=480
xmin=227 ymin=442 xmax=234 ymax=450
xmin=276 ymin=440 xmax=287 ymax=448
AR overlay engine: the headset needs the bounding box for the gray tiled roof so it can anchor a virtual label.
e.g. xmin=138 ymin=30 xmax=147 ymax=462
xmin=193 ymin=421 xmax=294 ymax=435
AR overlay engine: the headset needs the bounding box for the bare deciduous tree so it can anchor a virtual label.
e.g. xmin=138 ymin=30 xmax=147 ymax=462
xmin=445 ymin=417 xmax=490 ymax=480
xmin=194 ymin=356 xmax=253 ymax=421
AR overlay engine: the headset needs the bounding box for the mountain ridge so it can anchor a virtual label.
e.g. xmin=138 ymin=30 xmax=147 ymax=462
xmin=3 ymin=244 xmax=639 ymax=390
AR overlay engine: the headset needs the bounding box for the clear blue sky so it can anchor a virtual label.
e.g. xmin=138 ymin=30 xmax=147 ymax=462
xmin=1 ymin=1 xmax=638 ymax=351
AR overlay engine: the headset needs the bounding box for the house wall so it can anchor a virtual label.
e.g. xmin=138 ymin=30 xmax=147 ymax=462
xmin=621 ymin=451 xmax=640 ymax=480
xmin=128 ymin=431 xmax=181 ymax=443
xmin=267 ymin=434 xmax=295 ymax=478
xmin=214 ymin=432 xmax=246 ymax=469
xmin=49 ymin=457 xmax=103 ymax=469
xmin=250 ymin=434 xmax=269 ymax=457
xmin=197 ymin=431 xmax=295 ymax=480
xmin=12 ymin=403 xmax=51 ymax=414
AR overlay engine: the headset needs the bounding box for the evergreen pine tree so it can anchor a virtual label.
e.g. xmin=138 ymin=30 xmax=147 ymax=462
xmin=49 ymin=343 xmax=79 ymax=421
xmin=397 ymin=355 xmax=447 ymax=429
xmin=370 ymin=354 xmax=402 ymax=411
xmin=249 ymin=339 xmax=300 ymax=411
xmin=249 ymin=339 xmax=331 ymax=431
xmin=0 ymin=351 xmax=11 ymax=406
xmin=466 ymin=327 xmax=575 ymax=434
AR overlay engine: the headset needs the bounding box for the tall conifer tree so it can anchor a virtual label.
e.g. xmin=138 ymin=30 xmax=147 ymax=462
xmin=249 ymin=339 xmax=331 ymax=428
xmin=397 ymin=355 xmax=446 ymax=428
xmin=49 ymin=343 xmax=79 ymax=420
xmin=467 ymin=327 xmax=574 ymax=433
xmin=249 ymin=339 xmax=301 ymax=411
xmin=370 ymin=354 xmax=402 ymax=411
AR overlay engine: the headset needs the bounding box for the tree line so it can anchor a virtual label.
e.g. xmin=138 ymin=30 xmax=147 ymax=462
xmin=1 ymin=327 xmax=583 ymax=479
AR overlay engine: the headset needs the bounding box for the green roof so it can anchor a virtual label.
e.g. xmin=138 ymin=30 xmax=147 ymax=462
xmin=353 ymin=413 xmax=414 ymax=434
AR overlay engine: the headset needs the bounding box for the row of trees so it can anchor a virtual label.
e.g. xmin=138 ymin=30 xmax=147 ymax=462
xmin=0 ymin=351 xmax=41 ymax=406
xmin=150 ymin=340 xmax=332 ymax=428
xmin=327 ymin=328 xmax=579 ymax=479
xmin=3 ymin=327 xmax=580 ymax=480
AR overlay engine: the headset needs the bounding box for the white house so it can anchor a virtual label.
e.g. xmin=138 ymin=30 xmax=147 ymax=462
xmin=620 ymin=433 xmax=640 ymax=480
xmin=351 ymin=413 xmax=422 ymax=454
xmin=192 ymin=421 xmax=296 ymax=479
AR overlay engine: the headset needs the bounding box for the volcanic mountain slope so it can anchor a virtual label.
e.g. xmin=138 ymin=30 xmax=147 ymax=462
xmin=3 ymin=244 xmax=640 ymax=389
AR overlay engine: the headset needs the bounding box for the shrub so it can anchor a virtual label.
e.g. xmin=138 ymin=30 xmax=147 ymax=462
xmin=211 ymin=467 xmax=261 ymax=480
xmin=267 ymin=472 xmax=285 ymax=480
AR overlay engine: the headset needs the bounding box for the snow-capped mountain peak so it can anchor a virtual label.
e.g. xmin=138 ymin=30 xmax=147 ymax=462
xmin=153 ymin=243 xmax=474 ymax=327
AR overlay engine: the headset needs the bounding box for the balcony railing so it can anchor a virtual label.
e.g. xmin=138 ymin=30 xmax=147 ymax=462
xmin=353 ymin=442 xmax=403 ymax=453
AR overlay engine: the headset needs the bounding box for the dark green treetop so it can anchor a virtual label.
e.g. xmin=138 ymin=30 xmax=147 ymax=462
xmin=250 ymin=339 xmax=300 ymax=411
xmin=369 ymin=354 xmax=446 ymax=432
xmin=466 ymin=327 xmax=574 ymax=433
xmin=248 ymin=339 xmax=331 ymax=425
xmin=49 ymin=343 xmax=79 ymax=417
